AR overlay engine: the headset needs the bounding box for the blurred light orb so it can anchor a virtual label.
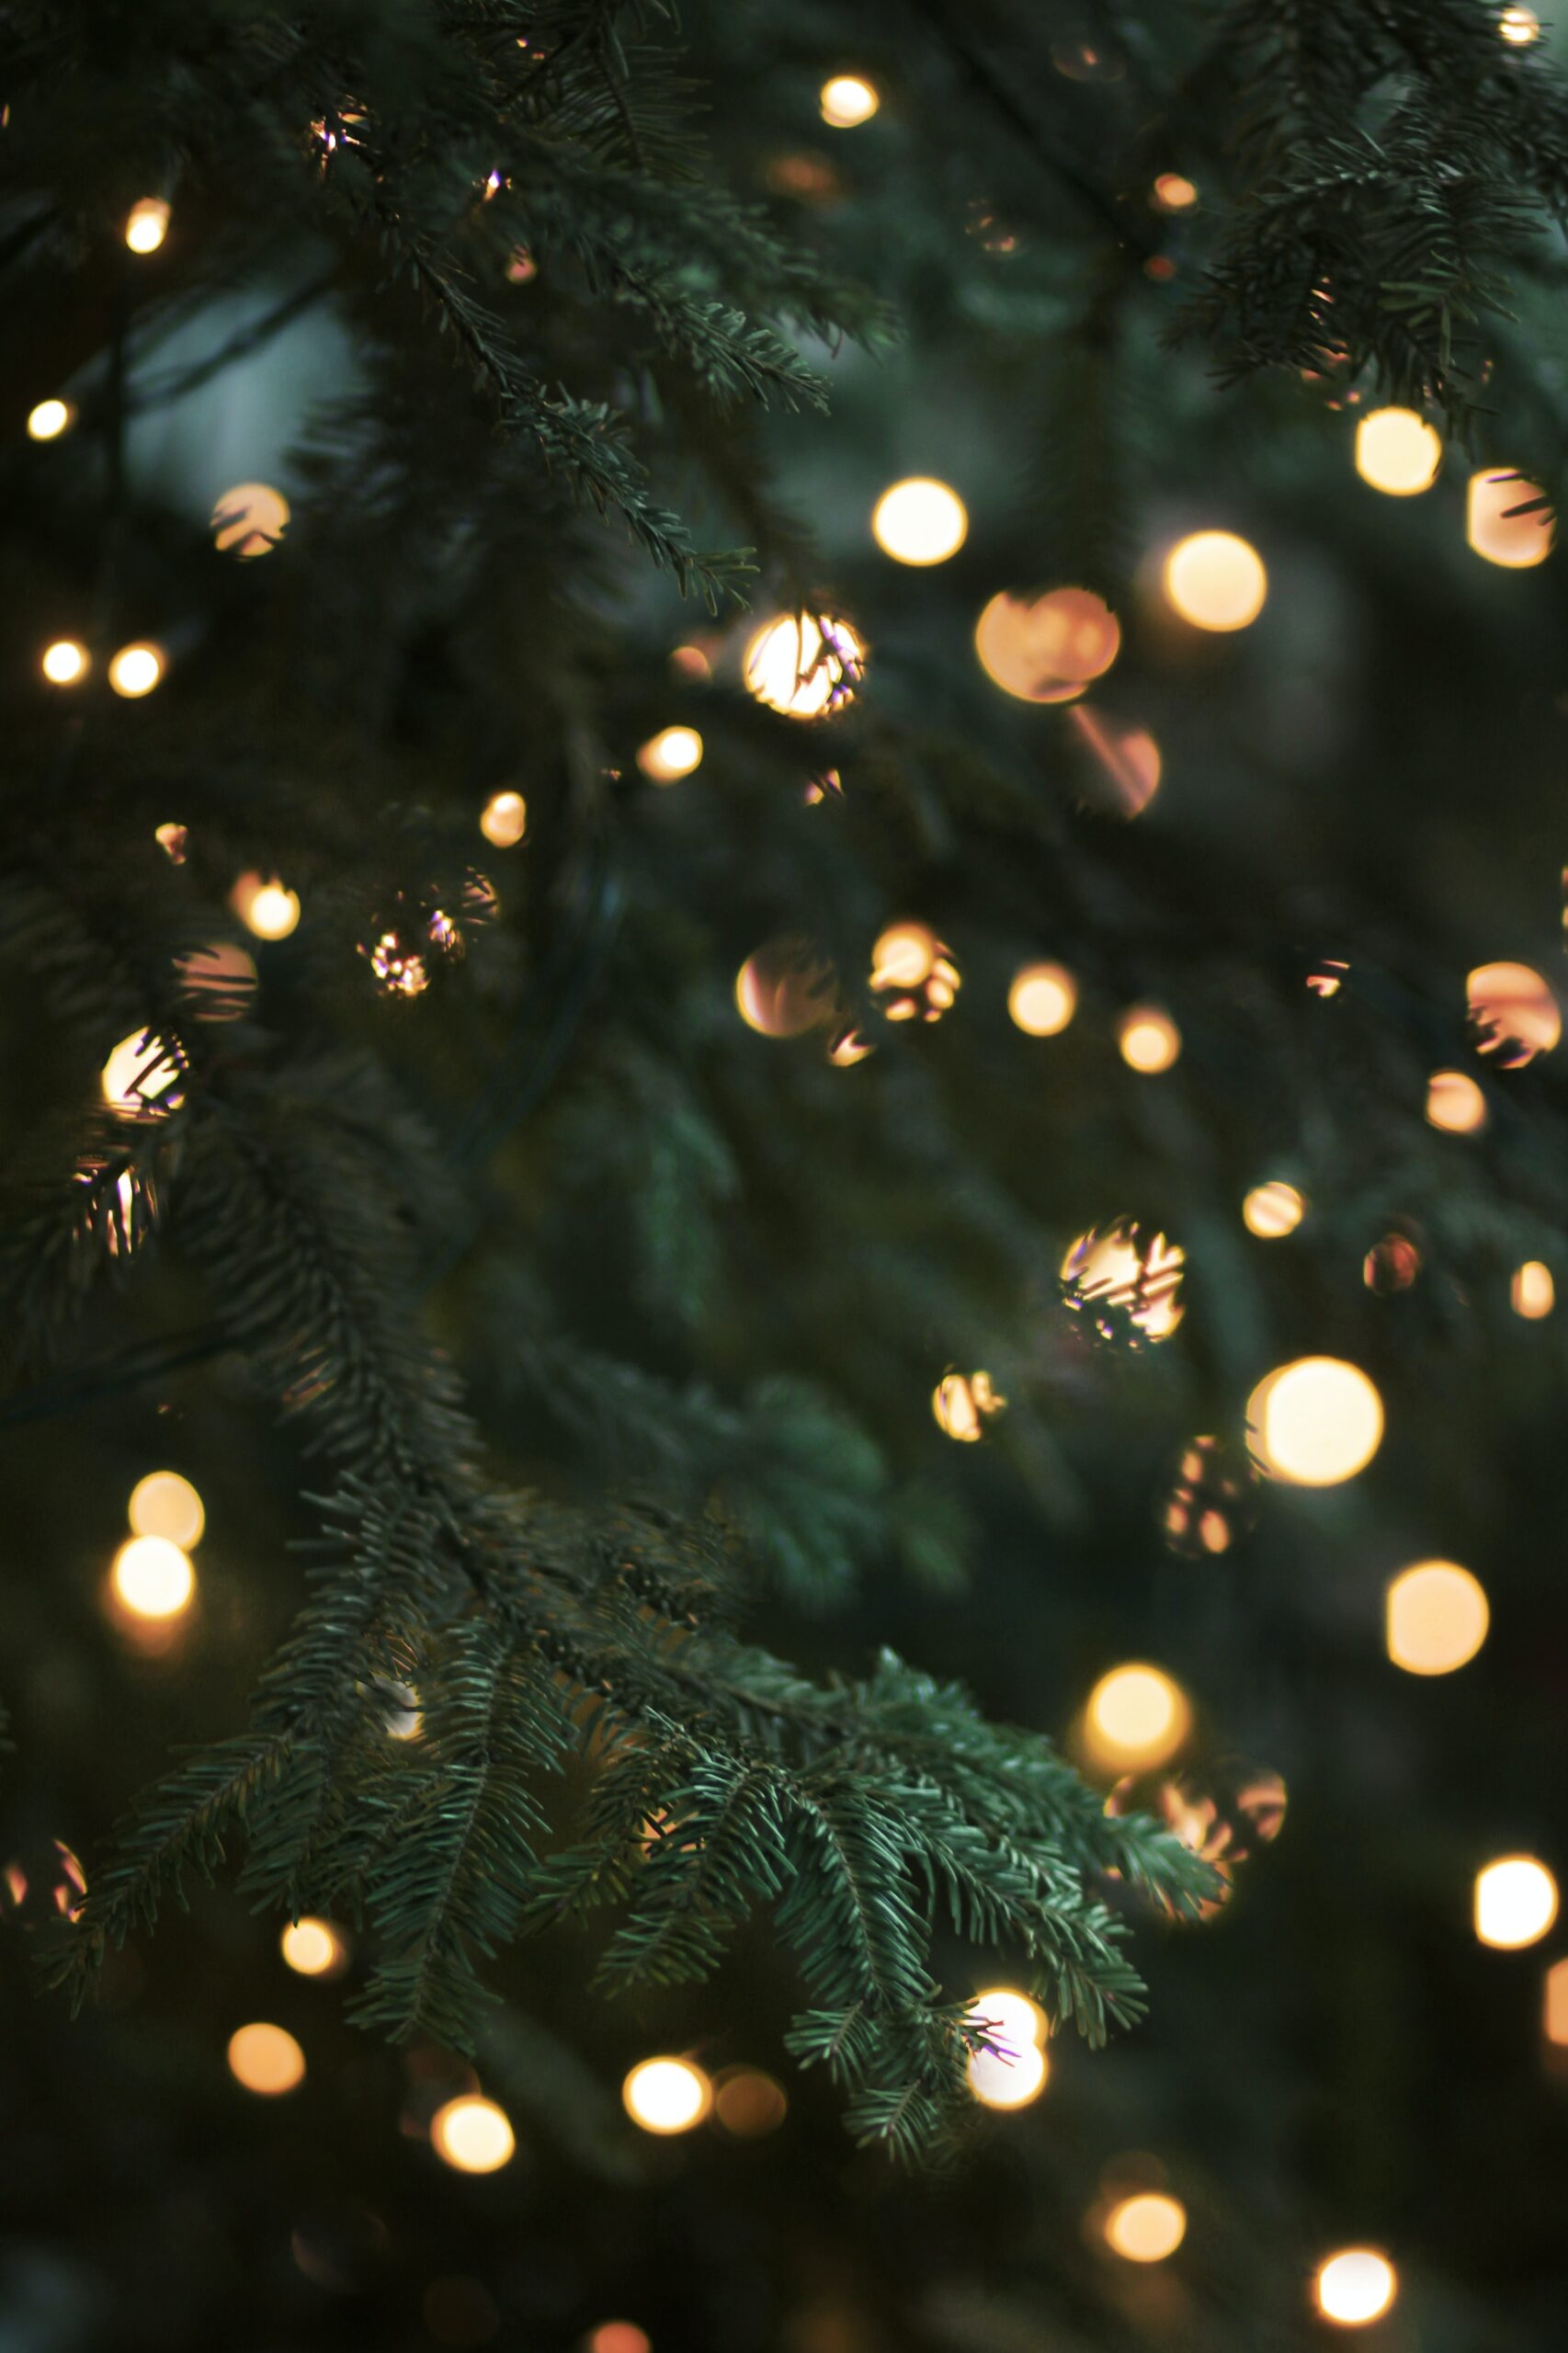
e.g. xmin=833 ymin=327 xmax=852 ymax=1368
xmin=974 ymin=587 xmax=1119 ymax=702
xmin=869 ymin=921 xmax=960 ymax=1022
xmin=1354 ymin=407 xmax=1441 ymax=496
xmin=1116 ymin=1005 xmax=1181 ymax=1073
xmin=670 ymin=642 xmax=712 ymax=682
xmin=1468 ymin=470 xmax=1553 ymax=567
xmin=932 ymin=1369 xmax=1006 ymax=1441
xmin=1009 ymin=961 xmax=1077 ymax=1036
xmin=1243 ymin=1180 xmax=1305 ymax=1238
xmin=964 ymin=1994 xmax=1048 ymax=2111
xmin=1475 ymin=1857 xmax=1558 ymax=1949
xmin=871 ymin=477 xmax=968 ymax=565
xmin=280 ymin=1917 xmax=346 ymax=1977
xmin=1512 ymin=1259 xmax=1555 ymax=1318
xmin=108 ymin=642 xmax=164 ymax=698
xmin=622 ymin=2056 xmax=711 ymax=2134
xmin=1501 ymin=6 xmax=1541 ymax=41
xmin=1162 ymin=531 xmax=1267 ymax=631
xmin=1 ymin=1837 xmax=87 ymax=1927
xmin=431 ymin=2094 xmax=516 ymax=2172
xmin=28 ymin=398 xmax=74 ymax=440
xmin=110 ymin=1535 xmax=194 ymax=1620
xmin=1151 ymin=172 xmax=1198 ymax=211
xmin=735 ymin=938 xmax=838 ymax=1037
xmin=1546 ymin=1957 xmax=1568 ymax=2046
xmin=1105 ymin=2191 xmax=1187 ymax=2263
xmin=480 ymin=790 xmax=528 ymax=847
xmin=826 ymin=1023 xmax=874 ymax=1066
xmin=713 ymin=2067 xmax=788 ymax=2138
xmin=211 ymin=482 xmax=290 ymax=559
xmin=1386 ymin=1562 xmax=1489 ymax=1676
xmin=819 ymin=74 xmax=879 ymax=126
xmin=1364 ymin=1231 xmax=1421 ymax=1292
xmin=102 ymin=1030 xmax=185 ymax=1119
xmin=176 ymin=939 xmax=256 ymax=1022
xmin=745 ymin=612 xmax=864 ymax=719
xmin=1061 ymin=1216 xmax=1186 ymax=1346
xmin=1426 ymin=1068 xmax=1488 ymax=1132
xmin=1467 ymin=961 xmax=1560 ymax=1066
xmin=969 ymin=1986 xmax=1046 ymax=2053
xmin=125 ymin=198 xmax=170 ymax=254
xmin=1068 ymin=706 xmax=1162 ymax=818
xmin=41 ymin=638 xmax=88 ymax=685
xmin=228 ymin=2022 xmax=305 ymax=2095
xmin=155 ymin=821 xmax=188 ymax=863
xmin=1314 ymin=2250 xmax=1397 ymax=2327
xmin=585 ymin=2325 xmax=652 ymax=2353
xmin=231 ymin=871 xmax=301 ymax=940
xmin=1160 ymin=1435 xmax=1257 ymax=1559
xmin=1085 ymin=1665 xmax=1190 ymax=1769
xmin=1246 ymin=1358 xmax=1383 ymax=1485
xmin=637 ymin=726 xmax=703 ymax=783
xmin=129 ymin=1470 xmax=205 ymax=1548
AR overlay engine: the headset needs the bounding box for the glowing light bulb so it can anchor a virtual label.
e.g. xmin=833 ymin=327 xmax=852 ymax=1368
xmin=974 ymin=587 xmax=1119 ymax=702
xmin=1467 ymin=961 xmax=1561 ymax=1064
xmin=1116 ymin=1005 xmax=1181 ymax=1073
xmin=41 ymin=638 xmax=88 ymax=685
xmin=27 ymin=399 xmax=74 ymax=441
xmin=931 ymin=1370 xmax=1005 ymax=1440
xmin=870 ymin=478 xmax=969 ymax=565
xmin=734 ymin=939 xmax=837 ymax=1037
xmin=1242 ymin=1180 xmax=1305 ymax=1238
xmin=1313 ymin=2250 xmax=1397 ymax=2327
xmin=101 ymin=1030 xmax=185 ymax=1119
xmin=969 ymin=1987 xmax=1045 ymax=2052
xmin=110 ymin=1535 xmax=194 ymax=1621
xmin=430 ymin=2094 xmax=516 ymax=2173
xmin=636 ymin=726 xmax=703 ymax=782
xmin=964 ymin=1991 xmax=1048 ymax=2111
xmin=481 ymin=790 xmax=527 ymax=847
xmin=1085 ymin=1665 xmax=1189 ymax=1769
xmin=210 ymin=482 xmax=290 ymax=559
xmin=1246 ymin=1358 xmax=1383 ymax=1485
xmin=1385 ymin=1562 xmax=1489 ymax=1675
xmin=280 ymin=1917 xmax=346 ymax=1977
xmin=622 ymin=2056 xmax=711 ymax=2134
xmin=1162 ymin=531 xmax=1267 ymax=631
xmin=1354 ymin=407 xmax=1441 ymax=496
xmin=227 ymin=2021 xmax=305 ymax=2095
xmin=1467 ymin=470 xmax=1553 ymax=567
xmin=108 ymin=642 xmax=164 ymax=698
xmin=1008 ymin=961 xmax=1077 ymax=1036
xmin=1475 ymin=1856 xmax=1558 ymax=1949
xmin=124 ymin=198 xmax=170 ymax=254
xmin=1151 ymin=172 xmax=1198 ymax=211
xmin=1512 ymin=1260 xmax=1555 ymax=1318
xmin=1104 ymin=2192 xmax=1187 ymax=2263
xmin=744 ymin=612 xmax=864 ymax=719
xmin=1426 ymin=1068 xmax=1487 ymax=1132
xmin=1501 ymin=6 xmax=1540 ymax=41
xmin=820 ymin=74 xmax=879 ymax=127
xmin=128 ymin=1471 xmax=204 ymax=1548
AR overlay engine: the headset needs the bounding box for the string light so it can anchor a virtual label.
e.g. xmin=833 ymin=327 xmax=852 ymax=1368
xmin=819 ymin=74 xmax=879 ymax=127
xmin=1084 ymin=1665 xmax=1190 ymax=1769
xmin=869 ymin=922 xmax=960 ymax=1022
xmin=430 ymin=2094 xmax=516 ymax=2173
xmin=27 ymin=398 xmax=74 ymax=441
xmin=1313 ymin=2250 xmax=1397 ymax=2327
xmin=231 ymin=872 xmax=301 ymax=940
xmin=1067 ymin=706 xmax=1161 ymax=817
xmin=1467 ymin=470 xmax=1553 ymax=567
xmin=1162 ymin=531 xmax=1267 ymax=631
xmin=1385 ymin=1562 xmax=1489 ymax=1675
xmin=712 ymin=2068 xmax=788 ymax=2137
xmin=1116 ymin=1005 xmax=1181 ymax=1073
xmin=1008 ymin=961 xmax=1076 ymax=1036
xmin=870 ymin=478 xmax=968 ymax=564
xmin=280 ymin=1917 xmax=347 ymax=1977
xmin=1242 ymin=1180 xmax=1305 ymax=1237
xmin=1545 ymin=1957 xmax=1568 ymax=2046
xmin=210 ymin=483 xmax=290 ymax=559
xmin=931 ymin=1370 xmax=1006 ymax=1440
xmin=1060 ymin=1217 xmax=1185 ymax=1345
xmin=1151 ymin=172 xmax=1198 ymax=211
xmin=480 ymin=790 xmax=527 ymax=847
xmin=109 ymin=1535 xmax=195 ymax=1621
xmin=1512 ymin=1260 xmax=1555 ymax=1318
xmin=41 ymin=638 xmax=88 ymax=685
xmin=974 ymin=587 xmax=1119 ymax=702
xmin=124 ymin=198 xmax=170 ymax=254
xmin=1246 ymin=1358 xmax=1383 ymax=1484
xmin=1426 ymin=1068 xmax=1487 ymax=1132
xmin=622 ymin=2056 xmax=711 ymax=2134
xmin=108 ymin=642 xmax=164 ymax=698
xmin=1354 ymin=407 xmax=1441 ymax=496
xmin=1500 ymin=6 xmax=1541 ymax=41
xmin=744 ymin=612 xmax=864 ymax=718
xmin=101 ymin=1031 xmax=185 ymax=1119
xmin=734 ymin=939 xmax=837 ymax=1037
xmin=1474 ymin=1856 xmax=1558 ymax=1948
xmin=1466 ymin=961 xmax=1560 ymax=1065
xmin=1104 ymin=2192 xmax=1187 ymax=2263
xmin=227 ymin=2022 xmax=305 ymax=2095
xmin=636 ymin=726 xmax=703 ymax=782
xmin=129 ymin=1470 xmax=205 ymax=1547
xmin=964 ymin=1987 xmax=1049 ymax=2109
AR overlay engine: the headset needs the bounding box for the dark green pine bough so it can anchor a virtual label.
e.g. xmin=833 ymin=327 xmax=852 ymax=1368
xmin=5 ymin=0 xmax=1568 ymax=2160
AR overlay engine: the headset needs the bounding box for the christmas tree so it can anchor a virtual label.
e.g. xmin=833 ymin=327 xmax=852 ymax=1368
xmin=2 ymin=4 xmax=1565 ymax=2347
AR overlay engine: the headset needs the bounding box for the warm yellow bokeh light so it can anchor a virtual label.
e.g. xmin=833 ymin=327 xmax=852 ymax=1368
xmin=481 ymin=789 xmax=528 ymax=847
xmin=1314 ymin=2250 xmax=1397 ymax=2327
xmin=1385 ymin=1562 xmax=1489 ymax=1676
xmin=745 ymin=612 xmax=863 ymax=719
xmin=1468 ymin=470 xmax=1553 ymax=567
xmin=1426 ymin=1068 xmax=1488 ymax=1133
xmin=1467 ymin=961 xmax=1561 ymax=1065
xmin=1246 ymin=1358 xmax=1383 ymax=1485
xmin=1545 ymin=1956 xmax=1568 ymax=2045
xmin=712 ymin=2068 xmax=788 ymax=2137
xmin=210 ymin=482 xmax=290 ymax=559
xmin=820 ymin=74 xmax=879 ymax=127
xmin=622 ymin=2056 xmax=711 ymax=2134
xmin=280 ymin=1917 xmax=346 ymax=1977
xmin=101 ymin=1030 xmax=185 ymax=1119
xmin=974 ymin=587 xmax=1119 ymax=702
xmin=965 ymin=2021 xmax=1048 ymax=2110
xmin=28 ymin=399 xmax=74 ymax=441
xmin=636 ymin=725 xmax=703 ymax=783
xmin=230 ymin=871 xmax=301 ymax=940
xmin=1354 ymin=407 xmax=1441 ymax=496
xmin=1008 ymin=961 xmax=1077 ymax=1036
xmin=1512 ymin=1260 xmax=1555 ymax=1318
xmin=125 ymin=198 xmax=170 ymax=254
xmin=1085 ymin=1665 xmax=1189 ymax=1769
xmin=227 ymin=2022 xmax=305 ymax=2095
xmin=734 ymin=939 xmax=837 ymax=1037
xmin=969 ymin=1987 xmax=1045 ymax=2052
xmin=1475 ymin=1857 xmax=1558 ymax=1949
xmin=41 ymin=638 xmax=88 ymax=685
xmin=431 ymin=2093 xmax=517 ymax=2172
xmin=1162 ymin=531 xmax=1267 ymax=631
xmin=1116 ymin=1005 xmax=1181 ymax=1073
xmin=128 ymin=1470 xmax=205 ymax=1548
xmin=871 ymin=477 xmax=969 ymax=565
xmin=1105 ymin=2192 xmax=1187 ymax=2263
xmin=1501 ymin=6 xmax=1541 ymax=42
xmin=1243 ymin=1180 xmax=1305 ymax=1238
xmin=1152 ymin=172 xmax=1198 ymax=211
xmin=931 ymin=1370 xmax=1005 ymax=1441
xmin=585 ymin=2325 xmax=652 ymax=2353
xmin=108 ymin=642 xmax=164 ymax=698
xmin=110 ymin=1535 xmax=195 ymax=1621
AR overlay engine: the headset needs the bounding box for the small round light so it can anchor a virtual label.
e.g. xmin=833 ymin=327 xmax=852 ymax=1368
xmin=734 ymin=939 xmax=837 ymax=1037
xmin=622 ymin=2056 xmax=711 ymax=2134
xmin=1313 ymin=2250 xmax=1396 ymax=2327
xmin=108 ymin=642 xmax=164 ymax=698
xmin=931 ymin=1370 xmax=1004 ymax=1441
xmin=965 ymin=2032 xmax=1048 ymax=2110
xmin=230 ymin=872 xmax=301 ymax=940
xmin=280 ymin=1917 xmax=345 ymax=1977
xmin=974 ymin=587 xmax=1119 ymax=702
xmin=481 ymin=790 xmax=528 ymax=847
xmin=1426 ymin=1068 xmax=1488 ymax=1132
xmin=820 ymin=74 xmax=879 ymax=127
xmin=27 ymin=399 xmax=74 ymax=441
xmin=1151 ymin=172 xmax=1198 ymax=211
xmin=713 ymin=2068 xmax=788 ymax=2138
xmin=1162 ymin=531 xmax=1267 ymax=631
xmin=585 ymin=2327 xmax=651 ymax=2353
xmin=1467 ymin=961 xmax=1561 ymax=1065
xmin=1475 ymin=1856 xmax=1558 ymax=1949
xmin=1467 ymin=470 xmax=1553 ymax=568
xmin=871 ymin=478 xmax=969 ymax=565
xmin=1116 ymin=1005 xmax=1181 ymax=1073
xmin=1512 ymin=1260 xmax=1555 ymax=1318
xmin=125 ymin=198 xmax=170 ymax=254
xmin=1008 ymin=961 xmax=1076 ymax=1036
xmin=210 ymin=482 xmax=290 ymax=559
xmin=1243 ymin=1180 xmax=1305 ymax=1238
xmin=637 ymin=726 xmax=703 ymax=783
xmin=969 ymin=1987 xmax=1045 ymax=2052
xmin=430 ymin=2094 xmax=516 ymax=2173
xmin=1105 ymin=2192 xmax=1187 ymax=2263
xmin=1246 ymin=1358 xmax=1383 ymax=1485
xmin=1386 ymin=1562 xmax=1489 ymax=1676
xmin=110 ymin=1535 xmax=195 ymax=1621
xmin=1501 ymin=6 xmax=1541 ymax=42
xmin=744 ymin=612 xmax=863 ymax=719
xmin=1545 ymin=1956 xmax=1568 ymax=2046
xmin=1355 ymin=408 xmax=1442 ymax=496
xmin=41 ymin=638 xmax=88 ymax=685
xmin=1085 ymin=1665 xmax=1189 ymax=1769
xmin=101 ymin=1030 xmax=185 ymax=1118
xmin=227 ymin=2021 xmax=305 ymax=2095
xmin=128 ymin=1470 xmax=204 ymax=1548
